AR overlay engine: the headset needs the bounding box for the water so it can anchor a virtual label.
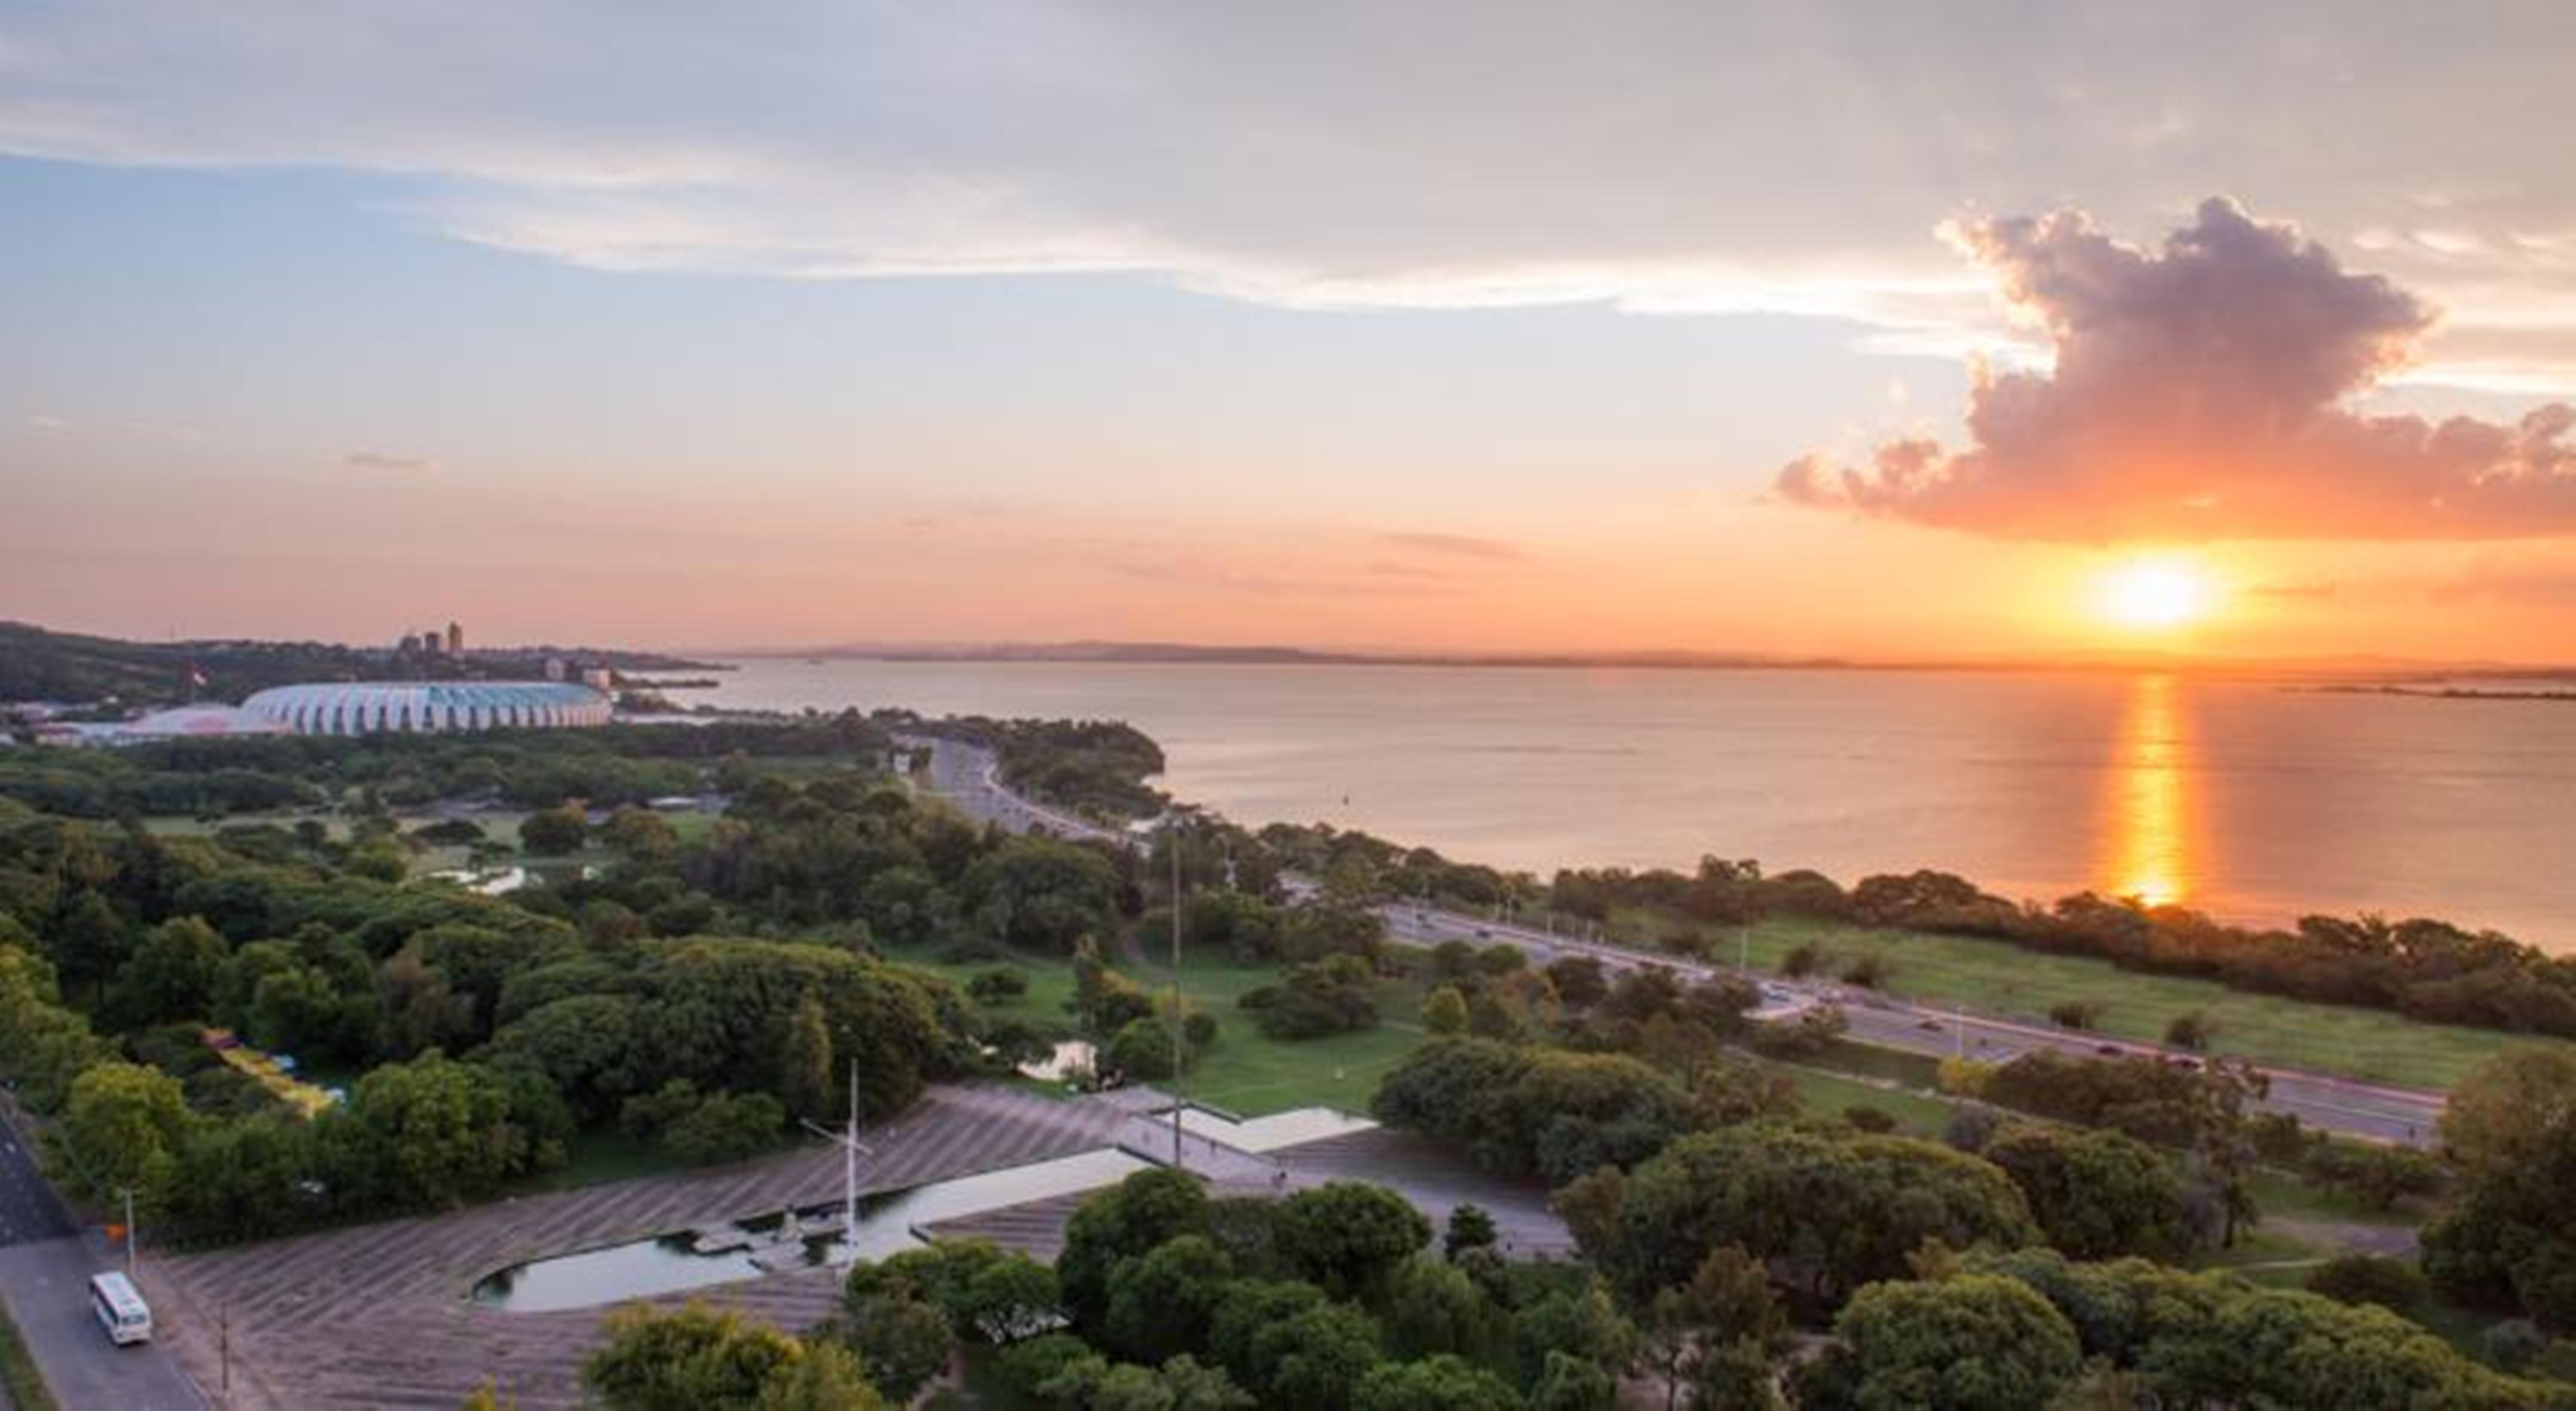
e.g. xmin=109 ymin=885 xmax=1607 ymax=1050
xmin=471 ymin=1148 xmax=1152 ymax=1312
xmin=472 ymin=1107 xmax=1373 ymax=1311
xmin=700 ymin=659 xmax=2576 ymax=950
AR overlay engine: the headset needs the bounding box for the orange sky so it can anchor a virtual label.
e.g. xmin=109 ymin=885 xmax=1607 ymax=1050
xmin=4 ymin=7 xmax=2574 ymax=663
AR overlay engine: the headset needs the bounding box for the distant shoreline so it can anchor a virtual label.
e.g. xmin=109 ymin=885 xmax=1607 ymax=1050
xmin=2300 ymin=684 xmax=2576 ymax=703
xmin=715 ymin=643 xmax=2576 ymax=684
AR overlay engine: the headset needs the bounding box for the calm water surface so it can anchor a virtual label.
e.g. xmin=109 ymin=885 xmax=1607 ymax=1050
xmin=703 ymin=661 xmax=2576 ymax=950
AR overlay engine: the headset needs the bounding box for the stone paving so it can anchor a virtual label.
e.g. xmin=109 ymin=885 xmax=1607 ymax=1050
xmin=145 ymin=1084 xmax=1123 ymax=1410
xmin=145 ymin=1084 xmax=1573 ymax=1409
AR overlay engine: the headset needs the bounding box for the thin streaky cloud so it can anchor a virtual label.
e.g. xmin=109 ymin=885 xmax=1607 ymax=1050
xmin=340 ymin=450 xmax=437 ymax=473
xmin=1380 ymin=531 xmax=1529 ymax=562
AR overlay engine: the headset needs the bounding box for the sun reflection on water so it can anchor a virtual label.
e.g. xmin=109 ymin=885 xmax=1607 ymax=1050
xmin=2105 ymin=673 xmax=2195 ymax=908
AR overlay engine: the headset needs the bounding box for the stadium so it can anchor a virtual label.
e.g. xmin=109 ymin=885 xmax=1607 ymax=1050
xmin=240 ymin=682 xmax=611 ymax=736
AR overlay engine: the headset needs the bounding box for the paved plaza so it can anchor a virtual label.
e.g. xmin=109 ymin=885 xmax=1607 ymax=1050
xmin=144 ymin=1083 xmax=1567 ymax=1409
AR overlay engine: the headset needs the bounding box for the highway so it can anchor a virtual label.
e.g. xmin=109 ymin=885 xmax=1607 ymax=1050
xmin=904 ymin=735 xmax=2447 ymax=1146
xmin=0 ymin=1102 xmax=205 ymax=1410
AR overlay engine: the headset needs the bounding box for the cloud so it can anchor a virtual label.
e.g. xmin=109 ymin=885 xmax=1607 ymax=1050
xmin=340 ymin=450 xmax=436 ymax=473
xmin=1378 ymin=531 xmax=1528 ymax=562
xmin=8 ymin=5 xmax=2576 ymax=387
xmin=1776 ymin=199 xmax=2576 ymax=541
xmin=24 ymin=413 xmax=67 ymax=431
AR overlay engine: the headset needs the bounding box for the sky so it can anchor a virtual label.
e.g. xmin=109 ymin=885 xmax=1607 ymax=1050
xmin=5 ymin=2 xmax=2576 ymax=662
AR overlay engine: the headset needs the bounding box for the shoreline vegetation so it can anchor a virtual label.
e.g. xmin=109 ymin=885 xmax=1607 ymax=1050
xmin=2 ymin=693 xmax=2570 ymax=1400
xmin=2301 ymin=684 xmax=2576 ymax=703
xmin=965 ymin=726 xmax=2576 ymax=1062
xmin=722 ymin=636 xmax=2575 ymax=679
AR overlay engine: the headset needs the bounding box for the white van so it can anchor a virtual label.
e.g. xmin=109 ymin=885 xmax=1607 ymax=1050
xmin=88 ymin=1270 xmax=151 ymax=1345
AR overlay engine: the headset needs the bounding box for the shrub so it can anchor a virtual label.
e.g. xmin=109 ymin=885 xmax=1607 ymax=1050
xmin=1844 ymin=1104 xmax=1899 ymax=1134
xmin=1840 ymin=954 xmax=1892 ymax=989
xmin=2306 ymin=1254 xmax=2427 ymax=1312
xmin=1780 ymin=942 xmax=1824 ymax=978
xmin=2164 ymin=1011 xmax=2212 ymax=1050
xmin=2048 ymin=1000 xmax=2103 ymax=1031
xmin=967 ymin=969 xmax=1029 ymax=1003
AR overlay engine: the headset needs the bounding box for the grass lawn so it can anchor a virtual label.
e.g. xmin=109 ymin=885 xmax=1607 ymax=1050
xmin=1626 ymin=911 xmax=2545 ymax=1091
xmin=0 ymin=1296 xmax=57 ymax=1411
xmin=1775 ymin=1065 xmax=1957 ymax=1137
xmin=884 ymin=944 xmax=1433 ymax=1118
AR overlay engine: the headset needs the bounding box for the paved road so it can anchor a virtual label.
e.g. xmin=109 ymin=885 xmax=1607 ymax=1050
xmin=1381 ymin=904 xmax=2446 ymax=1146
xmin=0 ymin=1104 xmax=203 ymax=1410
xmin=0 ymin=1116 xmax=74 ymax=1249
xmin=0 ymin=1239 xmax=204 ymax=1411
xmin=906 ymin=735 xmax=2447 ymax=1146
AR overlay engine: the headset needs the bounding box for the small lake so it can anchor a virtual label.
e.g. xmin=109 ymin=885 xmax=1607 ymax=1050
xmin=470 ymin=1148 xmax=1150 ymax=1313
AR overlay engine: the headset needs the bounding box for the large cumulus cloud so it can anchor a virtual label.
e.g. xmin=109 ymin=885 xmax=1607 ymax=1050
xmin=1776 ymin=199 xmax=2576 ymax=540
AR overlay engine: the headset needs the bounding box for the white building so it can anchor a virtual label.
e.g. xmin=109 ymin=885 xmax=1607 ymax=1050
xmin=240 ymin=682 xmax=610 ymax=735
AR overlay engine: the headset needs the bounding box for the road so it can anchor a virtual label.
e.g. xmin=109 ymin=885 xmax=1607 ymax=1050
xmin=904 ymin=735 xmax=2447 ymax=1146
xmin=0 ymin=1104 xmax=204 ymax=1410
xmin=1378 ymin=905 xmax=2445 ymax=1145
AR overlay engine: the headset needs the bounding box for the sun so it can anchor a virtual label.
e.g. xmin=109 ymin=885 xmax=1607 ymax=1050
xmin=2095 ymin=555 xmax=2217 ymax=632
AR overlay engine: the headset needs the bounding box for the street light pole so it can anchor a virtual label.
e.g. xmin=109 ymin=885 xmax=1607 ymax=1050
xmin=122 ymin=1187 xmax=136 ymax=1275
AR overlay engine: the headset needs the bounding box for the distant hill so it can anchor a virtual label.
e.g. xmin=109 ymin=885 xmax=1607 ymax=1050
xmin=743 ymin=638 xmax=2567 ymax=680
xmin=0 ymin=621 xmax=723 ymax=707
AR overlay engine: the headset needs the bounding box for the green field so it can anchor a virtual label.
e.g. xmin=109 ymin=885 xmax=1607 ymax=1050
xmin=1776 ymin=1065 xmax=1957 ymax=1137
xmin=1631 ymin=911 xmax=2548 ymax=1091
xmin=883 ymin=945 xmax=1436 ymax=1118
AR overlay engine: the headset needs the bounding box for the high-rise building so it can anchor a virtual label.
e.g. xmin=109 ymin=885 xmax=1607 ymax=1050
xmin=445 ymin=622 xmax=464 ymax=656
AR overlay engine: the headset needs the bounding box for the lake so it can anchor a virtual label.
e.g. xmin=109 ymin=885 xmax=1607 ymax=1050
xmin=699 ymin=660 xmax=2576 ymax=950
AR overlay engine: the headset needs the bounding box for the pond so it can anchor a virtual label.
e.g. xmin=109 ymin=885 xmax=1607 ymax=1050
xmin=469 ymin=1148 xmax=1151 ymax=1313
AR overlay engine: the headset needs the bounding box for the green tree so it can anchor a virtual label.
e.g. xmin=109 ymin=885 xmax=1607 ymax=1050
xmin=1512 ymin=1282 xmax=1637 ymax=1391
xmin=163 ymin=1114 xmax=318 ymax=1244
xmin=1353 ymin=1355 xmax=1524 ymax=1411
xmin=583 ymin=1301 xmax=803 ymax=1411
xmin=779 ymin=989 xmax=834 ymax=1123
xmin=326 ymin=1050 xmax=533 ymax=1211
xmin=1059 ymin=1167 xmax=1213 ymax=1327
xmin=1104 ymin=1234 xmax=1236 ymax=1363
xmin=103 ymin=914 xmax=229 ymax=1029
xmin=961 ymin=837 xmax=1120 ymax=951
xmin=1208 ymin=1279 xmax=1382 ymax=1411
xmin=1812 ymin=1274 xmax=2081 ymax=1411
xmin=1422 ymin=984 xmax=1470 ymax=1036
xmin=1564 ymin=1123 xmax=2038 ymax=1307
xmin=1444 ymin=1203 xmax=1499 ymax=1260
xmin=518 ymin=805 xmax=588 ymax=856
xmin=1981 ymin=1124 xmax=2184 ymax=1260
xmin=1276 ymin=1181 xmax=1432 ymax=1301
xmin=483 ymin=994 xmax=640 ymax=1123
xmin=1382 ymin=1253 xmax=1509 ymax=1364
xmin=662 ymin=1090 xmax=786 ymax=1166
xmin=2305 ymin=1254 xmax=2426 ymax=1312
xmin=753 ymin=1340 xmax=884 ymax=1411
xmin=601 ymin=807 xmax=680 ymax=865
xmin=50 ymin=1060 xmax=190 ymax=1215
xmin=831 ymin=1289 xmax=952 ymax=1401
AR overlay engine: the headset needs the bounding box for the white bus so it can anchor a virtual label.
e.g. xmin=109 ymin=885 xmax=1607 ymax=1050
xmin=88 ymin=1270 xmax=151 ymax=1346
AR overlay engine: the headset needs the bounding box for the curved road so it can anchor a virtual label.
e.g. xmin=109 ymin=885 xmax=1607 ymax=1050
xmin=903 ymin=735 xmax=2445 ymax=1146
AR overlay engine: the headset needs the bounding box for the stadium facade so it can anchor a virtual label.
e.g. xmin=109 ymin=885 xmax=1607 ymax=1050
xmin=240 ymin=682 xmax=611 ymax=736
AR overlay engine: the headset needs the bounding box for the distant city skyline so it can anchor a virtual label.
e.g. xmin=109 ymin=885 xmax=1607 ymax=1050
xmin=7 ymin=3 xmax=2575 ymax=662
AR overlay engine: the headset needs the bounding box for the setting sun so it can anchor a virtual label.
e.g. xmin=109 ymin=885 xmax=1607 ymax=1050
xmin=2096 ymin=556 xmax=2218 ymax=631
